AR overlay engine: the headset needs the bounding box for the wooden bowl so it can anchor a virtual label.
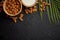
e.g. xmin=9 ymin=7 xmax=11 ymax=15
xmin=21 ymin=0 xmax=37 ymax=7
xmin=3 ymin=0 xmax=22 ymax=16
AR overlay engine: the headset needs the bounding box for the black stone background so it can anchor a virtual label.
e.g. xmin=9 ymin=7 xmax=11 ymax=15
xmin=0 ymin=0 xmax=60 ymax=40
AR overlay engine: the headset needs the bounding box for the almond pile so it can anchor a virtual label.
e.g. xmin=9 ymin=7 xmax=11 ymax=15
xmin=40 ymin=0 xmax=50 ymax=12
xmin=25 ymin=6 xmax=37 ymax=14
xmin=5 ymin=0 xmax=21 ymax=15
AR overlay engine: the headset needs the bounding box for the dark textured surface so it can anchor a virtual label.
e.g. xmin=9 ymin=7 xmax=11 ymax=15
xmin=0 ymin=11 xmax=60 ymax=40
xmin=0 ymin=0 xmax=60 ymax=39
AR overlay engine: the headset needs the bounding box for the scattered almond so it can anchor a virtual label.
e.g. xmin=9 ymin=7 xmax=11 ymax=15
xmin=33 ymin=8 xmax=37 ymax=12
xmin=25 ymin=9 xmax=29 ymax=14
xmin=10 ymin=17 xmax=17 ymax=23
xmin=19 ymin=14 xmax=24 ymax=21
xmin=20 ymin=14 xmax=24 ymax=17
xmin=34 ymin=6 xmax=37 ymax=8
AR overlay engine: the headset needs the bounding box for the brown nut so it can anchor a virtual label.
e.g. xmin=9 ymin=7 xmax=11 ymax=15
xmin=19 ymin=14 xmax=24 ymax=21
xmin=3 ymin=0 xmax=22 ymax=16
xmin=10 ymin=17 xmax=17 ymax=23
xmin=25 ymin=9 xmax=29 ymax=14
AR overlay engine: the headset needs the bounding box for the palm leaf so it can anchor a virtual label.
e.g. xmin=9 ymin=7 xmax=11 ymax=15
xmin=45 ymin=0 xmax=60 ymax=23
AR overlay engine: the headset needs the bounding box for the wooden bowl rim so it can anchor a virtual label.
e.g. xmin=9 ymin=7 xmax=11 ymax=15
xmin=3 ymin=0 xmax=22 ymax=16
